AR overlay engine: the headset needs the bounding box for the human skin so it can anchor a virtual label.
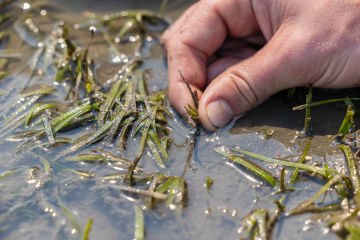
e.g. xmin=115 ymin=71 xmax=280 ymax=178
xmin=161 ymin=0 xmax=360 ymax=131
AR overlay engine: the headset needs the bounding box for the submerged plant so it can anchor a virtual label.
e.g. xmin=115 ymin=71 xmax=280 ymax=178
xmin=290 ymin=138 xmax=311 ymax=185
xmin=55 ymin=25 xmax=98 ymax=102
xmin=102 ymin=171 xmax=187 ymax=210
xmin=10 ymin=98 xmax=99 ymax=149
xmin=13 ymin=13 xmax=42 ymax=48
xmin=292 ymin=97 xmax=360 ymax=111
xmin=66 ymin=67 xmax=172 ymax=176
xmin=0 ymin=13 xmax=12 ymax=29
xmin=101 ymin=9 xmax=169 ymax=56
xmin=0 ymin=0 xmax=17 ymax=9
xmin=178 ymin=70 xmax=200 ymax=176
xmin=304 ymin=86 xmax=312 ymax=134
xmin=0 ymin=1 xmax=184 ymax=239
xmin=226 ymin=148 xmax=336 ymax=178
xmin=338 ymin=105 xmax=355 ymax=137
xmin=0 ymin=84 xmax=56 ymax=139
xmin=205 ymin=176 xmax=213 ymax=193
xmin=4 ymin=1 xmax=360 ymax=239
xmin=134 ymin=206 xmax=144 ymax=240
xmin=8 ymin=30 xmax=171 ymax=171
xmin=57 ymin=189 xmax=94 ymax=239
xmin=215 ymin=146 xmax=277 ymax=187
xmin=238 ymin=197 xmax=284 ymax=240
xmin=287 ymin=146 xmax=360 ymax=238
xmin=217 ymin=137 xmax=360 ymax=239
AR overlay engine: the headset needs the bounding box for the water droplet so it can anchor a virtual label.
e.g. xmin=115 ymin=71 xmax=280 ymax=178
xmin=89 ymin=26 xmax=96 ymax=33
xmin=22 ymin=2 xmax=31 ymax=10
xmin=222 ymin=207 xmax=228 ymax=214
xmin=231 ymin=209 xmax=237 ymax=217
xmin=40 ymin=9 xmax=47 ymax=16
xmin=112 ymin=56 xmax=121 ymax=63
xmin=302 ymin=225 xmax=312 ymax=231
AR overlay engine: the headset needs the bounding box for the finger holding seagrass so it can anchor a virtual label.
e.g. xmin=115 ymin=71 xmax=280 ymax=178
xmin=162 ymin=0 xmax=360 ymax=130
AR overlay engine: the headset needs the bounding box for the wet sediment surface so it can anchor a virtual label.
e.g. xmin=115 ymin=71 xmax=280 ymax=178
xmin=0 ymin=1 xmax=358 ymax=239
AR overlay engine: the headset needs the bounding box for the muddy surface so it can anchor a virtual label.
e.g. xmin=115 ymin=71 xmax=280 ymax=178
xmin=0 ymin=0 xmax=357 ymax=239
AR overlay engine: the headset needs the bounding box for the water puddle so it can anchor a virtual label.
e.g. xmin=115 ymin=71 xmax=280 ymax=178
xmin=0 ymin=1 xmax=358 ymax=239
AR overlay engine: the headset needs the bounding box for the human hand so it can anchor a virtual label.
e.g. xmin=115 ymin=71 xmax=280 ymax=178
xmin=161 ymin=0 xmax=360 ymax=131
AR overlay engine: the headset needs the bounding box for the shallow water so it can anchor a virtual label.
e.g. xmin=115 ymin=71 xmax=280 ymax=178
xmin=0 ymin=1 xmax=356 ymax=239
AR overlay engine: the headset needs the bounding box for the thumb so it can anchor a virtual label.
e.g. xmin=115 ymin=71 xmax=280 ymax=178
xmin=198 ymin=29 xmax=308 ymax=131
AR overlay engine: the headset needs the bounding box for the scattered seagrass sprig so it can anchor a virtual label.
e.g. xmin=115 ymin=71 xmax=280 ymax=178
xmin=74 ymin=8 xmax=170 ymax=59
xmin=238 ymin=197 xmax=284 ymax=240
xmin=218 ymin=87 xmax=360 ymax=238
xmin=216 ymin=142 xmax=360 ymax=239
xmin=10 ymin=64 xmax=172 ymax=171
xmin=6 ymin=24 xmax=172 ymax=172
xmin=178 ymin=70 xmax=199 ymax=128
xmin=0 ymin=1 xmax=183 ymax=239
xmin=102 ymin=170 xmax=187 ymax=211
xmin=101 ymin=9 xmax=169 ymax=41
xmin=55 ymin=25 xmax=99 ymax=102
xmin=66 ymin=66 xmax=172 ymax=171
xmin=177 ymin=70 xmax=200 ymax=176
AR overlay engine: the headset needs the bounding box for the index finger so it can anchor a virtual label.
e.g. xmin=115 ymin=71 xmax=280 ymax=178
xmin=162 ymin=0 xmax=259 ymax=117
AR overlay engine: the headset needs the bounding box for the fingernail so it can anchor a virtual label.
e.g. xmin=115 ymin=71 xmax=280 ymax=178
xmin=207 ymin=99 xmax=234 ymax=128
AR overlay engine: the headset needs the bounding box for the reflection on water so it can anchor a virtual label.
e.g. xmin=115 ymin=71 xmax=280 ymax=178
xmin=0 ymin=0 xmax=345 ymax=239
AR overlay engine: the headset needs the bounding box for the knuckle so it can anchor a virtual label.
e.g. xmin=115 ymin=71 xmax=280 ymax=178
xmin=224 ymin=70 xmax=259 ymax=113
